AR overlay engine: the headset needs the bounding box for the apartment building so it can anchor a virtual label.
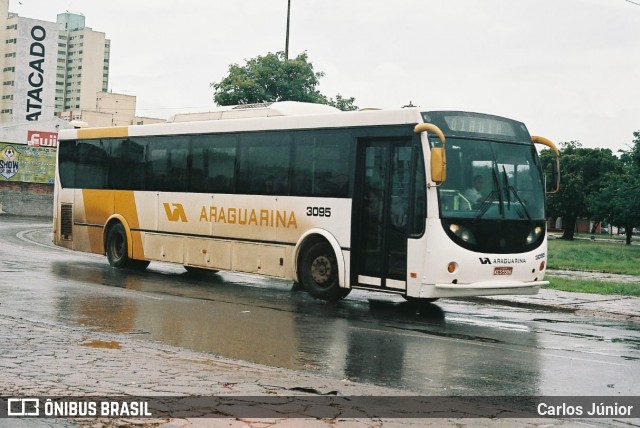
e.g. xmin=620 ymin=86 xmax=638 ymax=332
xmin=55 ymin=12 xmax=110 ymax=113
xmin=0 ymin=5 xmax=110 ymax=124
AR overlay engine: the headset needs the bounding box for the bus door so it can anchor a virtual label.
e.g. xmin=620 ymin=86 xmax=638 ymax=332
xmin=354 ymin=139 xmax=413 ymax=291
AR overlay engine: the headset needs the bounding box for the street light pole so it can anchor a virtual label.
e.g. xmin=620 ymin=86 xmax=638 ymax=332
xmin=285 ymin=0 xmax=291 ymax=60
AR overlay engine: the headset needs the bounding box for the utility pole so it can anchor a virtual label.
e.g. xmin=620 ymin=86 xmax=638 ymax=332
xmin=285 ymin=0 xmax=291 ymax=60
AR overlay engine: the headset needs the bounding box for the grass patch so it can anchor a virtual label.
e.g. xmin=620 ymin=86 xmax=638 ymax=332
xmin=545 ymin=276 xmax=640 ymax=297
xmin=548 ymin=239 xmax=640 ymax=275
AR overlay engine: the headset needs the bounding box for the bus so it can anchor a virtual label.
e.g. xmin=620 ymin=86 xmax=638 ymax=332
xmin=53 ymin=101 xmax=560 ymax=302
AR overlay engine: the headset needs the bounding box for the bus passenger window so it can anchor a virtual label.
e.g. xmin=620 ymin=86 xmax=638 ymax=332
xmin=58 ymin=140 xmax=77 ymax=188
xmin=76 ymin=140 xmax=108 ymax=189
xmin=237 ymin=134 xmax=290 ymax=195
xmin=189 ymin=135 xmax=236 ymax=194
xmin=109 ymin=138 xmax=146 ymax=190
xmin=291 ymin=132 xmax=351 ymax=197
xmin=146 ymin=136 xmax=189 ymax=192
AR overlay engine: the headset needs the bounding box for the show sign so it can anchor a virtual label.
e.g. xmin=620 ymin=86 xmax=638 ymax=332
xmin=0 ymin=143 xmax=56 ymax=184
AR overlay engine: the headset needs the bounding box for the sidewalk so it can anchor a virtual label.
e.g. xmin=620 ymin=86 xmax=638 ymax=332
xmin=470 ymin=287 xmax=640 ymax=322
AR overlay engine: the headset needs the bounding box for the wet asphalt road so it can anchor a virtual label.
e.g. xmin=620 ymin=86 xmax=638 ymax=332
xmin=1 ymin=216 xmax=639 ymax=397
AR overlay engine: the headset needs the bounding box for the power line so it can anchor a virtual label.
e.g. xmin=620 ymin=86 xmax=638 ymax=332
xmin=624 ymin=0 xmax=640 ymax=6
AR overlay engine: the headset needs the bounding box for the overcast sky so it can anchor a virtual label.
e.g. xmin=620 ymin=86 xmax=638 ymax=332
xmin=11 ymin=0 xmax=640 ymax=153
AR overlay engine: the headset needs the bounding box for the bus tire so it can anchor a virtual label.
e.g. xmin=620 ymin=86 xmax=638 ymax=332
xmin=300 ymin=241 xmax=349 ymax=301
xmin=105 ymin=222 xmax=145 ymax=269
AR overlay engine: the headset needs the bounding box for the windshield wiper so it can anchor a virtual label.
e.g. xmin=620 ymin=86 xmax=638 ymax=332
xmin=500 ymin=166 xmax=533 ymax=221
xmin=493 ymin=165 xmax=504 ymax=216
xmin=502 ymin=166 xmax=511 ymax=207
xmin=506 ymin=184 xmax=533 ymax=222
xmin=474 ymin=167 xmax=503 ymax=222
xmin=473 ymin=190 xmax=497 ymax=222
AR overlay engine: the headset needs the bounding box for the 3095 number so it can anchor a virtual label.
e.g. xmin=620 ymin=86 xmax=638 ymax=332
xmin=306 ymin=207 xmax=331 ymax=217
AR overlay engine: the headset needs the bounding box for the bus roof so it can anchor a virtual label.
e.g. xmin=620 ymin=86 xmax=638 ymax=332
xmin=167 ymin=101 xmax=340 ymax=122
xmin=59 ymin=104 xmax=426 ymax=140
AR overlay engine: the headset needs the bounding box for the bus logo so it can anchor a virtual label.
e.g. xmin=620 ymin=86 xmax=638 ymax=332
xmin=163 ymin=203 xmax=187 ymax=222
xmin=479 ymin=257 xmax=491 ymax=265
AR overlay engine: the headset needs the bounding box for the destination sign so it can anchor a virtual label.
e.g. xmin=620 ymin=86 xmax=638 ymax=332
xmin=421 ymin=111 xmax=530 ymax=141
xmin=444 ymin=115 xmax=516 ymax=138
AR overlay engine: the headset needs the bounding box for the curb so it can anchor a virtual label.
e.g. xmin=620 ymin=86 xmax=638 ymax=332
xmin=465 ymin=293 xmax=640 ymax=322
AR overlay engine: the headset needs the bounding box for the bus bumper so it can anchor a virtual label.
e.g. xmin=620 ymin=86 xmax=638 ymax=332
xmin=429 ymin=280 xmax=547 ymax=297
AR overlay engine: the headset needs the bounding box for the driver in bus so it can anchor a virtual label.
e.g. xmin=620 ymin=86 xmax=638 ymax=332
xmin=463 ymin=175 xmax=485 ymax=204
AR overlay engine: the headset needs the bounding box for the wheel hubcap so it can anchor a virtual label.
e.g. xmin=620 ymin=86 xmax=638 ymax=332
xmin=112 ymin=235 xmax=124 ymax=259
xmin=311 ymin=255 xmax=332 ymax=284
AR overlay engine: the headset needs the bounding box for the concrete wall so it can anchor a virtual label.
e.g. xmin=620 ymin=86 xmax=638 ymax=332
xmin=0 ymin=181 xmax=53 ymax=217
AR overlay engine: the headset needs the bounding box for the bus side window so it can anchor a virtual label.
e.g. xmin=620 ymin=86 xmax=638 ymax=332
xmin=109 ymin=138 xmax=146 ymax=190
xmin=237 ymin=134 xmax=290 ymax=195
xmin=291 ymin=131 xmax=351 ymax=197
xmin=58 ymin=140 xmax=77 ymax=188
xmin=76 ymin=140 xmax=108 ymax=189
xmin=411 ymin=147 xmax=426 ymax=235
xmin=189 ymin=135 xmax=237 ymax=194
xmin=146 ymin=137 xmax=189 ymax=192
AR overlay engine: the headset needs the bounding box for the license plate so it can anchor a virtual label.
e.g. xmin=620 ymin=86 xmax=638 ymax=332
xmin=493 ymin=266 xmax=513 ymax=276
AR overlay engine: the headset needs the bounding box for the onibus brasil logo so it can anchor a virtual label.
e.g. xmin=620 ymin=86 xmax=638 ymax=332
xmin=0 ymin=145 xmax=20 ymax=180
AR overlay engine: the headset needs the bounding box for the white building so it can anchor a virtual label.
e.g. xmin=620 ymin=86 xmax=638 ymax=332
xmin=1 ymin=14 xmax=59 ymax=122
xmin=0 ymin=2 xmax=163 ymax=134
xmin=58 ymin=91 xmax=165 ymax=127
xmin=55 ymin=12 xmax=110 ymax=113
xmin=0 ymin=3 xmax=111 ymax=123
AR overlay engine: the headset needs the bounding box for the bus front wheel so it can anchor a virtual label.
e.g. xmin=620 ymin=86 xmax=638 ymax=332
xmin=300 ymin=241 xmax=350 ymax=301
xmin=106 ymin=223 xmax=149 ymax=270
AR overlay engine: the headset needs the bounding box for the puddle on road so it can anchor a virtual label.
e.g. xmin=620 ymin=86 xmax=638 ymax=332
xmin=81 ymin=339 xmax=122 ymax=350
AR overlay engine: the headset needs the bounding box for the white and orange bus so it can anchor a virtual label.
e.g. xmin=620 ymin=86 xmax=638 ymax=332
xmin=53 ymin=101 xmax=559 ymax=302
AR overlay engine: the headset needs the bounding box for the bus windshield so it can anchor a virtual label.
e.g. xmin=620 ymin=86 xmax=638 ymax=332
xmin=438 ymin=138 xmax=545 ymax=221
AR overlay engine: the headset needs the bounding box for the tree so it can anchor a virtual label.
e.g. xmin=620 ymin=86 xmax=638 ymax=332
xmin=544 ymin=141 xmax=621 ymax=240
xmin=590 ymin=131 xmax=640 ymax=245
xmin=326 ymin=94 xmax=358 ymax=111
xmin=211 ymin=51 xmax=358 ymax=111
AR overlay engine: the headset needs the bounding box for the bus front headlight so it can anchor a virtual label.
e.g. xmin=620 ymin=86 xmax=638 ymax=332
xmin=526 ymin=226 xmax=543 ymax=244
xmin=449 ymin=224 xmax=477 ymax=244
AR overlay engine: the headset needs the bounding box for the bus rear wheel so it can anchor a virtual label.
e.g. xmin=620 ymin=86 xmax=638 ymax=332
xmin=300 ymin=241 xmax=350 ymax=301
xmin=105 ymin=223 xmax=149 ymax=270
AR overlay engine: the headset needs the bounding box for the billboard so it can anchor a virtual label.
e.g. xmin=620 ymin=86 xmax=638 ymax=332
xmin=0 ymin=143 xmax=56 ymax=184
xmin=13 ymin=18 xmax=59 ymax=122
xmin=27 ymin=130 xmax=58 ymax=147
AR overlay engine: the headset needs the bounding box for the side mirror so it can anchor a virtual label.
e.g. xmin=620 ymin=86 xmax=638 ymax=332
xmin=414 ymin=123 xmax=447 ymax=186
xmin=430 ymin=147 xmax=446 ymax=183
xmin=532 ymin=136 xmax=560 ymax=194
